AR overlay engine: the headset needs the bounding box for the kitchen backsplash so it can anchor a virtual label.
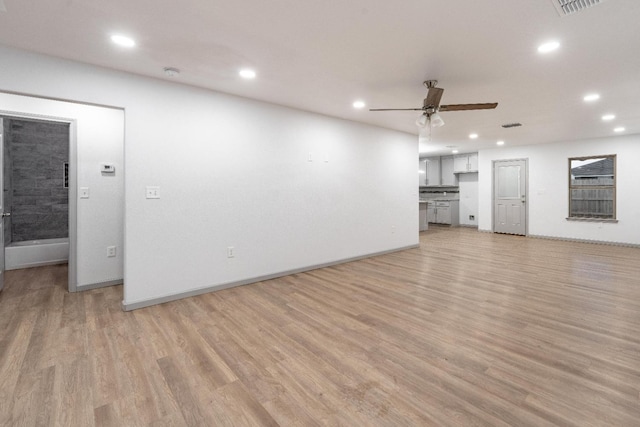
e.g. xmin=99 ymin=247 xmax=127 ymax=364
xmin=419 ymin=189 xmax=460 ymax=200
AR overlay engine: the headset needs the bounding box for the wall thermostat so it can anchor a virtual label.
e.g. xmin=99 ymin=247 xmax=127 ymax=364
xmin=101 ymin=163 xmax=116 ymax=173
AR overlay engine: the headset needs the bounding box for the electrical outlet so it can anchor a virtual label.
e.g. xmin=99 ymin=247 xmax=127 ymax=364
xmin=227 ymin=246 xmax=235 ymax=258
xmin=80 ymin=187 xmax=90 ymax=199
xmin=107 ymin=246 xmax=116 ymax=257
xmin=391 ymin=225 xmax=396 ymax=234
xmin=469 ymin=215 xmax=475 ymax=221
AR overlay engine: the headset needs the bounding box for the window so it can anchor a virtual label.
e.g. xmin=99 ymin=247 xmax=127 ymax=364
xmin=568 ymin=155 xmax=616 ymax=220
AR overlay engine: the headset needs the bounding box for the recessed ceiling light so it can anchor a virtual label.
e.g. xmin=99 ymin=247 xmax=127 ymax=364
xmin=353 ymin=100 xmax=366 ymax=109
xmin=469 ymin=133 xmax=478 ymax=139
xmin=601 ymin=114 xmax=615 ymax=121
xmin=239 ymin=69 xmax=256 ymax=79
xmin=583 ymin=93 xmax=600 ymax=102
xmin=538 ymin=41 xmax=560 ymax=53
xmin=614 ymin=127 xmax=625 ymax=133
xmin=452 ymin=150 xmax=459 ymax=154
xmin=496 ymin=140 xmax=505 ymax=146
xmin=111 ymin=34 xmax=135 ymax=48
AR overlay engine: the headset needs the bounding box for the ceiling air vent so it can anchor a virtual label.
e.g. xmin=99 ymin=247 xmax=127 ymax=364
xmin=502 ymin=123 xmax=522 ymax=128
xmin=552 ymin=0 xmax=605 ymax=16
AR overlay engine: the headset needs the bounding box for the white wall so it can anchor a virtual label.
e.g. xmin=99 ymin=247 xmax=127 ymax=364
xmin=0 ymin=46 xmax=418 ymax=307
xmin=479 ymin=134 xmax=640 ymax=245
xmin=458 ymin=173 xmax=478 ymax=226
xmin=0 ymin=92 xmax=124 ymax=288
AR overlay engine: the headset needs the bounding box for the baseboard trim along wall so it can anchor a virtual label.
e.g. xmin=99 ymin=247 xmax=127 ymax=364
xmin=121 ymin=244 xmax=420 ymax=311
xmin=76 ymin=279 xmax=123 ymax=292
xmin=529 ymin=234 xmax=640 ymax=248
xmin=476 ymin=229 xmax=639 ymax=247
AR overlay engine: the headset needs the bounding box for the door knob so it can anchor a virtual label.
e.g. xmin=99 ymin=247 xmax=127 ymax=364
xmin=1 ymin=212 xmax=10 ymax=218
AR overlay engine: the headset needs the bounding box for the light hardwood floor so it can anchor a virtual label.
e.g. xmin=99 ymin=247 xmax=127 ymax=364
xmin=1 ymin=227 xmax=640 ymax=426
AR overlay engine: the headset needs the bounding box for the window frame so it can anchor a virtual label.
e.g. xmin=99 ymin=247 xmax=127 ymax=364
xmin=567 ymin=154 xmax=617 ymax=222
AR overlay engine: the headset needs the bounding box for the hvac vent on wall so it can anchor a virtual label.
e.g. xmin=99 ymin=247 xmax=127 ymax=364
xmin=502 ymin=123 xmax=522 ymax=128
xmin=552 ymin=0 xmax=605 ymax=16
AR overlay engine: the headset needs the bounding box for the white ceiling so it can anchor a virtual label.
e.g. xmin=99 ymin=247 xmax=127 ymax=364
xmin=1 ymin=0 xmax=639 ymax=155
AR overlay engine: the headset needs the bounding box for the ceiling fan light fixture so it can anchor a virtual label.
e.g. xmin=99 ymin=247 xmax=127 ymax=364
xmin=415 ymin=114 xmax=428 ymax=128
xmin=430 ymin=113 xmax=445 ymax=128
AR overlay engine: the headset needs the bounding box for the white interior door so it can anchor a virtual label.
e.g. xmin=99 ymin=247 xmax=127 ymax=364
xmin=0 ymin=118 xmax=5 ymax=292
xmin=494 ymin=159 xmax=527 ymax=235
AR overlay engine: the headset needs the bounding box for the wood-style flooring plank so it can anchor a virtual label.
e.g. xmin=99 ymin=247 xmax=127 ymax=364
xmin=1 ymin=228 xmax=640 ymax=425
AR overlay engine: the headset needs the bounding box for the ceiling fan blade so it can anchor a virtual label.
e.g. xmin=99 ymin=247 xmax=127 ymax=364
xmin=369 ymin=108 xmax=424 ymax=111
xmin=439 ymin=103 xmax=498 ymax=112
xmin=424 ymin=87 xmax=444 ymax=109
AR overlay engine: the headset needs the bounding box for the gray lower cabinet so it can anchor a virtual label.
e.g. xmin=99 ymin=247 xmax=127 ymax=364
xmin=419 ymin=203 xmax=428 ymax=231
xmin=427 ymin=204 xmax=436 ymax=223
xmin=428 ymin=200 xmax=460 ymax=226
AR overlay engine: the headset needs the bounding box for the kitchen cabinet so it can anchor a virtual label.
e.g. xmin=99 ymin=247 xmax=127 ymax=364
xmin=425 ymin=157 xmax=440 ymax=186
xmin=419 ymin=202 xmax=428 ymax=231
xmin=420 ymin=155 xmax=459 ymax=186
xmin=440 ymin=155 xmax=457 ymax=186
xmin=418 ymin=159 xmax=427 ymax=186
xmin=453 ymin=153 xmax=478 ymax=173
xmin=427 ymin=200 xmax=460 ymax=226
xmin=426 ymin=204 xmax=436 ymax=223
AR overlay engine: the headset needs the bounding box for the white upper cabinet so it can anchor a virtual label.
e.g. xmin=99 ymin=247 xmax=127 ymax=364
xmin=440 ymin=155 xmax=457 ymax=186
xmin=419 ymin=155 xmax=460 ymax=186
xmin=425 ymin=157 xmax=440 ymax=186
xmin=468 ymin=152 xmax=478 ymax=172
xmin=454 ymin=153 xmax=478 ymax=173
xmin=418 ymin=159 xmax=427 ymax=186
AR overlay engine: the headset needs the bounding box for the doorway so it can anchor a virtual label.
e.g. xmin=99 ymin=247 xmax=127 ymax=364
xmin=0 ymin=114 xmax=74 ymax=292
xmin=493 ymin=159 xmax=527 ymax=235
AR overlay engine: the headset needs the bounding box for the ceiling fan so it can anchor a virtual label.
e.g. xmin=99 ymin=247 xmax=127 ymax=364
xmin=370 ymin=80 xmax=498 ymax=140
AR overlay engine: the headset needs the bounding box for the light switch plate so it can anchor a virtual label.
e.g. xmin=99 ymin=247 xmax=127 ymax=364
xmin=80 ymin=187 xmax=90 ymax=199
xmin=146 ymin=186 xmax=160 ymax=199
xmin=101 ymin=163 xmax=116 ymax=173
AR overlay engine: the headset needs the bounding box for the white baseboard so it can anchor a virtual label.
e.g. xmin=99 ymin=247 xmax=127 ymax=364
xmin=121 ymin=244 xmax=419 ymax=311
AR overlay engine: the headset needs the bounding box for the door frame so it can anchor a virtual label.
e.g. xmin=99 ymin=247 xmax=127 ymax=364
xmin=492 ymin=158 xmax=529 ymax=236
xmin=0 ymin=109 xmax=78 ymax=292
